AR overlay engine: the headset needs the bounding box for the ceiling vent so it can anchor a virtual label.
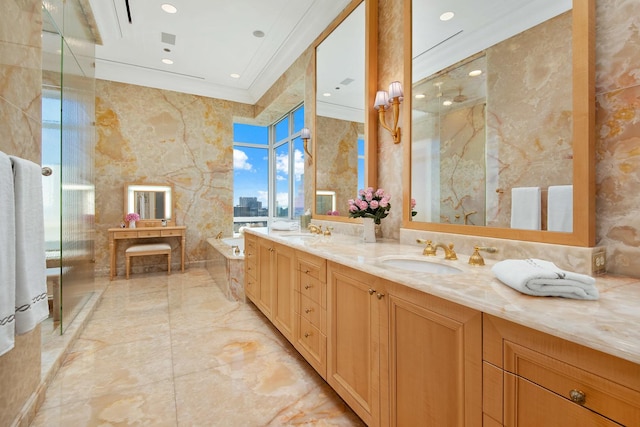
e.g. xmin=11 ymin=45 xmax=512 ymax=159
xmin=161 ymin=32 xmax=177 ymax=45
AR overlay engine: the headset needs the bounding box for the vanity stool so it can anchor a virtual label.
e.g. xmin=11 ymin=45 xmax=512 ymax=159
xmin=125 ymin=243 xmax=172 ymax=279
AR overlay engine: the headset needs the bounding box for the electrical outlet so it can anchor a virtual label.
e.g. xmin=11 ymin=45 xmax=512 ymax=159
xmin=592 ymin=250 xmax=606 ymax=275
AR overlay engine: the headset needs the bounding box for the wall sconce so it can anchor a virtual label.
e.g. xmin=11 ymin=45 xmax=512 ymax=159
xmin=374 ymin=81 xmax=403 ymax=144
xmin=301 ymin=127 xmax=312 ymax=165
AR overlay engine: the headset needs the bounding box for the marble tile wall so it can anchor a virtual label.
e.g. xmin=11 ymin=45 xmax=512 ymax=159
xmin=594 ymin=0 xmax=640 ymax=277
xmin=0 ymin=0 xmax=43 ymax=425
xmin=95 ymin=81 xmax=247 ymax=275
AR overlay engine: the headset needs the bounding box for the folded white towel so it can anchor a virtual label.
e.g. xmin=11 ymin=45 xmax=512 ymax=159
xmin=547 ymin=185 xmax=573 ymax=232
xmin=0 ymin=152 xmax=16 ymax=356
xmin=491 ymin=258 xmax=598 ymax=300
xmin=510 ymin=187 xmax=541 ymax=230
xmin=270 ymin=221 xmax=298 ymax=231
xmin=10 ymin=156 xmax=49 ymax=334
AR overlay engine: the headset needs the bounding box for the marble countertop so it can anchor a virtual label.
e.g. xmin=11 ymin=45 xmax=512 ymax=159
xmin=245 ymin=228 xmax=640 ymax=365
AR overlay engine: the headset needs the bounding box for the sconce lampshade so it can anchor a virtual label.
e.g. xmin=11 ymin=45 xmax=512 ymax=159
xmin=300 ymin=127 xmax=311 ymax=139
xmin=388 ymin=81 xmax=403 ymax=100
xmin=374 ymin=91 xmax=389 ymax=110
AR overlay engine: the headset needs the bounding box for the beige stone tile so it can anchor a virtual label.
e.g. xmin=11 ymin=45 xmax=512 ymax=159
xmin=91 ymin=289 xmax=169 ymax=320
xmin=80 ymin=311 xmax=170 ymax=345
xmin=171 ymin=319 xmax=296 ymax=378
xmin=174 ymin=350 xmax=326 ymax=426
xmin=40 ymin=336 xmax=173 ymax=409
xmin=31 ymin=378 xmax=177 ymax=427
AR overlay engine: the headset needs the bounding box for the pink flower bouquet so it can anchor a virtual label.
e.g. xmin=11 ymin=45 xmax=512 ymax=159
xmin=348 ymin=188 xmax=391 ymax=225
xmin=125 ymin=212 xmax=140 ymax=222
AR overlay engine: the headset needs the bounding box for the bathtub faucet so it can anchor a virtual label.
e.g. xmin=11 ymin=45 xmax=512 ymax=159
xmin=215 ymin=231 xmax=223 ymax=239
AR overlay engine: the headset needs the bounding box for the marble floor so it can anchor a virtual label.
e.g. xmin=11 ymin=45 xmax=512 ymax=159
xmin=31 ymin=268 xmax=364 ymax=426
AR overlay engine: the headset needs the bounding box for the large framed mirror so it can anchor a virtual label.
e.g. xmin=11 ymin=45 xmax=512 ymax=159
xmin=312 ymin=0 xmax=378 ymax=221
xmin=403 ymin=0 xmax=595 ymax=246
xmin=125 ymin=183 xmax=174 ymax=227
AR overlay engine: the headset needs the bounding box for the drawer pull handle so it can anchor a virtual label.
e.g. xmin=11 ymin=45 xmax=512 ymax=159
xmin=304 ymin=332 xmax=311 ymax=338
xmin=305 ymin=284 xmax=312 ymax=290
xmin=569 ymin=389 xmax=586 ymax=405
xmin=376 ymin=293 xmax=385 ymax=300
xmin=305 ymin=308 xmax=313 ymax=314
xmin=368 ymin=289 xmax=375 ymax=295
xmin=305 ymin=269 xmax=310 ymax=274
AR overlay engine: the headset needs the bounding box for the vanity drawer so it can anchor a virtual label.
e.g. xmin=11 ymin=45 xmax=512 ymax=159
xmin=161 ymin=229 xmax=182 ymax=237
xmin=115 ymin=231 xmax=139 ymax=239
xmin=137 ymin=230 xmax=161 ymax=238
xmin=504 ymin=341 xmax=640 ymax=426
xmin=298 ymin=273 xmax=323 ymax=304
xmin=298 ymin=293 xmax=321 ymax=328
xmin=296 ymin=252 xmax=326 ymax=282
xmin=298 ymin=316 xmax=322 ymax=357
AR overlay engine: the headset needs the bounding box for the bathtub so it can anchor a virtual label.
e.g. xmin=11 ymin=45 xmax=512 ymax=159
xmin=206 ymin=237 xmax=245 ymax=302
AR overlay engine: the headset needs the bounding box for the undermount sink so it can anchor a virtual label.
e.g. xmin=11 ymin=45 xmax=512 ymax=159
xmin=277 ymin=233 xmax=317 ymax=241
xmin=378 ymin=258 xmax=463 ymax=275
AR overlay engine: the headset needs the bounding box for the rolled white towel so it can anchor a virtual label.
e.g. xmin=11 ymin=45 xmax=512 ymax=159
xmin=491 ymin=259 xmax=598 ymax=300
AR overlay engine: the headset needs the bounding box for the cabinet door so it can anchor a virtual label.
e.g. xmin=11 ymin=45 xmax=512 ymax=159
xmin=327 ymin=262 xmax=382 ymax=427
xmin=272 ymin=244 xmax=295 ymax=341
xmin=385 ymin=286 xmax=482 ymax=427
xmin=256 ymin=238 xmax=274 ymax=317
xmin=504 ymin=373 xmax=621 ymax=427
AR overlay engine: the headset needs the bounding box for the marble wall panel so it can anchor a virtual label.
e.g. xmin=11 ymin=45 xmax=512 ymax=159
xmin=0 ymin=1 xmax=43 ymax=425
xmin=95 ymin=81 xmax=250 ymax=275
xmin=376 ymin=0 xmax=405 ymax=240
xmin=594 ymin=0 xmax=640 ymax=276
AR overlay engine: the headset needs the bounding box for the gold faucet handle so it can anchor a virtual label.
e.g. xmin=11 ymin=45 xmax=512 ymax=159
xmin=323 ymin=226 xmax=333 ymax=236
xmin=416 ymin=239 xmax=436 ymax=256
xmin=445 ymin=243 xmax=457 ymax=260
xmin=468 ymin=245 xmax=498 ymax=266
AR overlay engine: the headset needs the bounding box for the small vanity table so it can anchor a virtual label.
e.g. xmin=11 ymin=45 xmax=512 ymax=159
xmin=108 ymin=225 xmax=186 ymax=280
xmin=109 ymin=183 xmax=186 ymax=280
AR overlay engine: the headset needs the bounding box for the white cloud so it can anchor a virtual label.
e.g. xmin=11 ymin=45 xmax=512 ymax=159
xmin=293 ymin=148 xmax=304 ymax=181
xmin=233 ymin=149 xmax=252 ymax=171
xmin=276 ymin=192 xmax=289 ymax=209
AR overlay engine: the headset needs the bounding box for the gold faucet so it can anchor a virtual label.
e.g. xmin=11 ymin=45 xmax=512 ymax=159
xmin=215 ymin=231 xmax=223 ymax=239
xmin=308 ymin=224 xmax=323 ymax=234
xmin=468 ymin=246 xmax=498 ymax=266
xmin=417 ymin=239 xmax=437 ymax=256
xmin=434 ymin=242 xmax=457 ymax=260
xmin=323 ymin=226 xmax=333 ymax=236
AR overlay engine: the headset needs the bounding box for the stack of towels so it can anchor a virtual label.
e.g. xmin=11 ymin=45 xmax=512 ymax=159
xmin=492 ymin=258 xmax=598 ymax=300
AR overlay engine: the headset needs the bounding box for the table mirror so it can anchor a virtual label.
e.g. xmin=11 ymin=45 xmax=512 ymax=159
xmin=125 ymin=183 xmax=174 ymax=226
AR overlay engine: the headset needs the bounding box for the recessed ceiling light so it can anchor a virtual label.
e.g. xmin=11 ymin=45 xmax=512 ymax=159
xmin=161 ymin=4 xmax=177 ymax=13
xmin=469 ymin=69 xmax=482 ymax=77
xmin=440 ymin=11 xmax=455 ymax=21
xmin=230 ymin=73 xmax=240 ymax=79
xmin=443 ymin=100 xmax=453 ymax=106
xmin=323 ymin=93 xmax=331 ymax=97
xmin=253 ymin=30 xmax=265 ymax=38
xmin=415 ymin=94 xmax=426 ymax=99
xmin=162 ymin=58 xmax=173 ymax=65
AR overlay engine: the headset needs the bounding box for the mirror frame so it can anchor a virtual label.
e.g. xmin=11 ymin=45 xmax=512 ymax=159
xmin=402 ymin=0 xmax=595 ymax=246
xmin=311 ymin=0 xmax=379 ymax=223
xmin=124 ymin=183 xmax=175 ymax=227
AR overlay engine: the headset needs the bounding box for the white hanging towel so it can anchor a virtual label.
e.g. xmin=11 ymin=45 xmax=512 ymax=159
xmin=510 ymin=187 xmax=541 ymax=230
xmin=547 ymin=185 xmax=573 ymax=232
xmin=0 ymin=152 xmax=16 ymax=356
xmin=10 ymin=156 xmax=48 ymax=335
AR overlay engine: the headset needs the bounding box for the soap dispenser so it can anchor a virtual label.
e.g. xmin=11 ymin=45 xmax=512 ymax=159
xmin=300 ymin=209 xmax=311 ymax=230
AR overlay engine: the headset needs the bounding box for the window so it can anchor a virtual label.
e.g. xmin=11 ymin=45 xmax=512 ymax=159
xmin=42 ymin=88 xmax=61 ymax=251
xmin=233 ymin=104 xmax=306 ymax=232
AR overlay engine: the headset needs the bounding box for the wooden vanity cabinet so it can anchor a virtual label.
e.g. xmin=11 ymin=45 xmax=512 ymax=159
xmin=294 ymin=251 xmax=327 ymax=377
xmin=483 ymin=314 xmax=640 ymax=426
xmin=384 ymin=282 xmax=483 ymax=427
xmin=327 ymin=261 xmax=483 ymax=427
xmin=244 ymin=235 xmax=295 ymax=342
xmin=327 ymin=262 xmax=386 ymax=426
